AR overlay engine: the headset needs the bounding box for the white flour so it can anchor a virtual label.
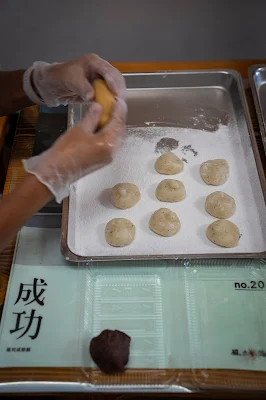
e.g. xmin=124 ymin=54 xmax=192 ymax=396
xmin=68 ymin=123 xmax=266 ymax=258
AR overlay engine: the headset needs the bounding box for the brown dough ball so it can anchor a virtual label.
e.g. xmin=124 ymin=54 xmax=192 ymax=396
xmin=205 ymin=191 xmax=236 ymax=219
xmin=155 ymin=152 xmax=184 ymax=175
xmin=149 ymin=208 xmax=180 ymax=237
xmin=93 ymin=79 xmax=115 ymax=128
xmin=200 ymin=159 xmax=229 ymax=186
xmin=105 ymin=218 xmax=136 ymax=247
xmin=156 ymin=179 xmax=186 ymax=202
xmin=90 ymin=329 xmax=131 ymax=374
xmin=206 ymin=220 xmax=240 ymax=248
xmin=110 ymin=183 xmax=141 ymax=209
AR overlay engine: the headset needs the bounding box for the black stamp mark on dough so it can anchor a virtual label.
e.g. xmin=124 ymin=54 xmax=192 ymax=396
xmin=155 ymin=138 xmax=179 ymax=153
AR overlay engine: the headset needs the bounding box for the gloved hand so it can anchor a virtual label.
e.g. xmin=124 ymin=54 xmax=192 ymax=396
xmin=23 ymin=98 xmax=127 ymax=203
xmin=23 ymin=54 xmax=126 ymax=107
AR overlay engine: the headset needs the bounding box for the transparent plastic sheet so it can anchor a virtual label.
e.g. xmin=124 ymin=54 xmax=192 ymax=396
xmin=0 ymin=227 xmax=266 ymax=393
xmin=78 ymin=258 xmax=266 ymax=393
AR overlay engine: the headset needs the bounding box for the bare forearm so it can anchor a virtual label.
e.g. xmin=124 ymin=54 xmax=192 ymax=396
xmin=0 ymin=70 xmax=34 ymax=116
xmin=0 ymin=174 xmax=53 ymax=252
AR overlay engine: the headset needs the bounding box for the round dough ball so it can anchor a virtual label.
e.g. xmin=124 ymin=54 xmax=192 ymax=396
xmin=206 ymin=220 xmax=240 ymax=248
xmin=156 ymin=179 xmax=186 ymax=202
xmin=200 ymin=159 xmax=229 ymax=185
xmin=105 ymin=218 xmax=136 ymax=247
xmin=155 ymin=152 xmax=184 ymax=175
xmin=90 ymin=329 xmax=131 ymax=374
xmin=93 ymin=79 xmax=115 ymax=128
xmin=205 ymin=191 xmax=236 ymax=219
xmin=110 ymin=183 xmax=141 ymax=209
xmin=149 ymin=208 xmax=180 ymax=237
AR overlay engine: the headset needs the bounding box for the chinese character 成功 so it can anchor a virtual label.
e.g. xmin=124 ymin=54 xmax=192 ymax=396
xmin=14 ymin=278 xmax=47 ymax=306
xmin=10 ymin=310 xmax=43 ymax=340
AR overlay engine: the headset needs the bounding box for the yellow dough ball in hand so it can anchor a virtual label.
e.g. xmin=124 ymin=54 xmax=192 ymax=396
xmin=93 ymin=79 xmax=116 ymax=128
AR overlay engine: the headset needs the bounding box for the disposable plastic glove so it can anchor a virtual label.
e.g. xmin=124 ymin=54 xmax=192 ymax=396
xmin=23 ymin=98 xmax=127 ymax=203
xmin=23 ymin=54 xmax=126 ymax=107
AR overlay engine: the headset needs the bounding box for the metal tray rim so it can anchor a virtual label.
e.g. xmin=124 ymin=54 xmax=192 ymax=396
xmin=248 ymin=64 xmax=266 ymax=156
xmin=122 ymin=67 xmax=239 ymax=75
xmin=61 ymin=69 xmax=266 ymax=262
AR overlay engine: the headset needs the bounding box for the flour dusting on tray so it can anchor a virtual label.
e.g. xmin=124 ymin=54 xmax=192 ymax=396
xmin=67 ymin=124 xmax=266 ymax=259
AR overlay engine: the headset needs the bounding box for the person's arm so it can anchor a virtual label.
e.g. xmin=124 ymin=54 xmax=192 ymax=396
xmin=0 ymin=54 xmax=127 ymax=252
xmin=0 ymin=174 xmax=53 ymax=251
xmin=0 ymin=97 xmax=127 ymax=253
xmin=0 ymin=70 xmax=34 ymax=117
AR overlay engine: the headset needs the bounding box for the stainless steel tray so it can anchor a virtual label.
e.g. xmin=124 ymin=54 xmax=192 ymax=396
xmin=249 ymin=65 xmax=266 ymax=155
xmin=61 ymin=70 xmax=266 ymax=262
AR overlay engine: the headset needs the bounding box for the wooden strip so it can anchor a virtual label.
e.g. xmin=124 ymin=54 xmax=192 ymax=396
xmin=0 ymin=368 xmax=265 ymax=392
xmin=3 ymin=107 xmax=38 ymax=197
xmin=0 ymin=116 xmax=10 ymax=151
